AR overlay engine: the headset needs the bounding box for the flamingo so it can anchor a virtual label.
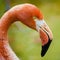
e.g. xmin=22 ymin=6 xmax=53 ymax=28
xmin=0 ymin=3 xmax=53 ymax=60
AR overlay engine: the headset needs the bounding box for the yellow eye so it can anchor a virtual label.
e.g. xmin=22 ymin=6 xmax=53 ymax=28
xmin=33 ymin=16 xmax=37 ymax=19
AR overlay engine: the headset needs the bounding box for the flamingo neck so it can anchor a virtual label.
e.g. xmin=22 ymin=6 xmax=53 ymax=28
xmin=0 ymin=11 xmax=20 ymax=60
xmin=0 ymin=11 xmax=17 ymax=33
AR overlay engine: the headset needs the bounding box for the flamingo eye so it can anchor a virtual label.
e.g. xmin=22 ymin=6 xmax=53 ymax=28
xmin=33 ymin=16 xmax=37 ymax=20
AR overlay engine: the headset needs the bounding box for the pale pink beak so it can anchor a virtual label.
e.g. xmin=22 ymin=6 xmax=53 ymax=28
xmin=35 ymin=19 xmax=53 ymax=57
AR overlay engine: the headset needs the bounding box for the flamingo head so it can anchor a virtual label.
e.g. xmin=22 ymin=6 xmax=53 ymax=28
xmin=16 ymin=4 xmax=53 ymax=57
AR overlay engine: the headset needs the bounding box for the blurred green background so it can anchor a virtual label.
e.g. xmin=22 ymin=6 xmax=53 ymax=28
xmin=0 ymin=0 xmax=60 ymax=60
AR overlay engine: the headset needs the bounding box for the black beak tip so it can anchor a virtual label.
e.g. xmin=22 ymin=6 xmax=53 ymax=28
xmin=41 ymin=40 xmax=52 ymax=57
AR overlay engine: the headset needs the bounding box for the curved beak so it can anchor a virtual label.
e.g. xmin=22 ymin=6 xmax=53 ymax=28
xmin=35 ymin=19 xmax=53 ymax=57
